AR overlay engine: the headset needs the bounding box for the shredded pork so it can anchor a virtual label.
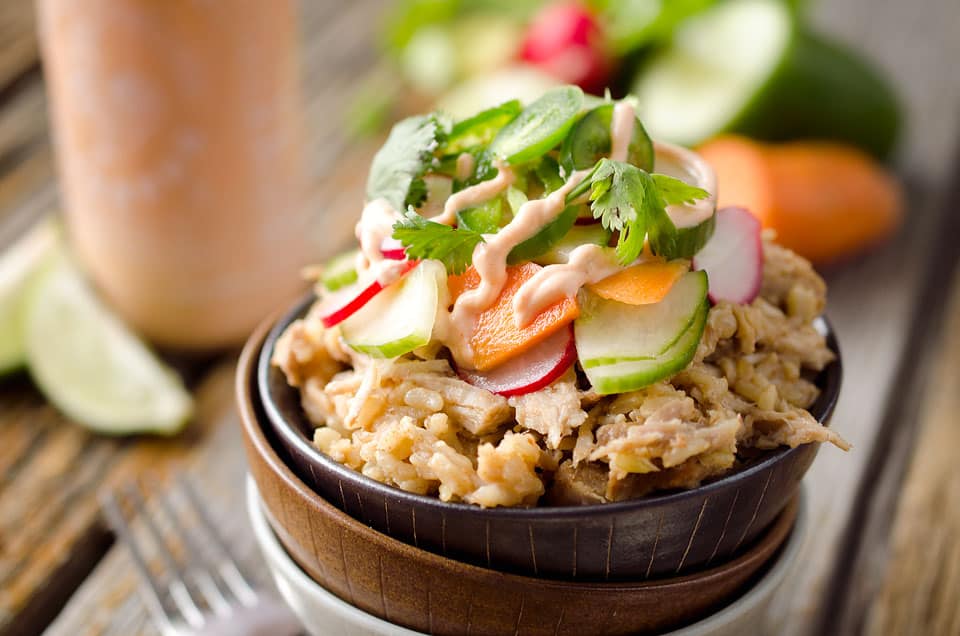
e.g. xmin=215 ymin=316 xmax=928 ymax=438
xmin=273 ymin=241 xmax=848 ymax=507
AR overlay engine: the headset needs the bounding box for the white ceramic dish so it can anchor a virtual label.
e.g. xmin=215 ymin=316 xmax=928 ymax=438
xmin=247 ymin=476 xmax=807 ymax=636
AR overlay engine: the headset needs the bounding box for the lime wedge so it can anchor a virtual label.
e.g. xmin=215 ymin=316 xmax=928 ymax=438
xmin=632 ymin=0 xmax=900 ymax=158
xmin=0 ymin=219 xmax=58 ymax=375
xmin=25 ymin=254 xmax=193 ymax=435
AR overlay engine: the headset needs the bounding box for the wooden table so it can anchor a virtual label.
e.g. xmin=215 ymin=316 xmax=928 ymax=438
xmin=0 ymin=1 xmax=958 ymax=634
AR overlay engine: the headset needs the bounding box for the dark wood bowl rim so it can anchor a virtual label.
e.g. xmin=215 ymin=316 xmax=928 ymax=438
xmin=239 ymin=321 xmax=801 ymax=591
xmin=257 ymin=292 xmax=841 ymax=520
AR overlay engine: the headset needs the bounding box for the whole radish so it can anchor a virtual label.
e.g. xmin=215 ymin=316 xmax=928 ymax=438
xmin=520 ymin=2 xmax=612 ymax=94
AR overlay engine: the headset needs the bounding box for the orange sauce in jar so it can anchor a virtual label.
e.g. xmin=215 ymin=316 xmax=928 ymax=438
xmin=38 ymin=0 xmax=310 ymax=350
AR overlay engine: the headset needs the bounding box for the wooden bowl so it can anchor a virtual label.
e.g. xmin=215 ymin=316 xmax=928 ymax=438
xmin=238 ymin=321 xmax=802 ymax=635
xmin=257 ymin=293 xmax=841 ymax=580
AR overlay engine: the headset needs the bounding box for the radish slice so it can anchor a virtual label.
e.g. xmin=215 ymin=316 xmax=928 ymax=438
xmin=380 ymin=237 xmax=407 ymax=260
xmin=457 ymin=326 xmax=576 ymax=397
xmin=320 ymin=260 xmax=418 ymax=328
xmin=692 ymin=207 xmax=763 ymax=304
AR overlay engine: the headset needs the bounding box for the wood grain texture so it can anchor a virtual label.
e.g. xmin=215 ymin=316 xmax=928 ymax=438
xmin=764 ymin=0 xmax=960 ymax=632
xmin=41 ymin=362 xmax=271 ymax=636
xmin=0 ymin=0 xmax=37 ymax=96
xmin=0 ymin=0 xmax=953 ymax=633
xmin=0 ymin=359 xmax=242 ymax=636
xmin=0 ymin=1 xmax=386 ymax=633
xmin=862 ymin=272 xmax=960 ymax=636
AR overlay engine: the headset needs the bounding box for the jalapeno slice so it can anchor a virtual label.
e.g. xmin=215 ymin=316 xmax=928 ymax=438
xmin=560 ymin=103 xmax=655 ymax=173
xmin=489 ymin=86 xmax=584 ymax=165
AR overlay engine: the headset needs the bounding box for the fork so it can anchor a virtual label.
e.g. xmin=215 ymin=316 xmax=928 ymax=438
xmin=100 ymin=476 xmax=303 ymax=636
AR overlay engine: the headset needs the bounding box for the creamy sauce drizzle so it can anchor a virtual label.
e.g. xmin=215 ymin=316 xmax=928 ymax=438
xmin=609 ymin=101 xmax=636 ymax=163
xmin=448 ymin=169 xmax=590 ymax=363
xmin=432 ymin=160 xmax=515 ymax=226
xmin=655 ymin=141 xmax=717 ymax=229
xmin=354 ymin=198 xmax=409 ymax=285
xmin=455 ymin=152 xmax=475 ymax=182
xmin=512 ymin=244 xmax=623 ymax=327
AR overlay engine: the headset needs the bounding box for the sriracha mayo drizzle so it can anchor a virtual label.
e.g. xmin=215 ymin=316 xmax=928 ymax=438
xmin=655 ymin=141 xmax=717 ymax=229
xmin=512 ymin=244 xmax=622 ymax=327
xmin=432 ymin=160 xmax=515 ymax=226
xmin=448 ymin=169 xmax=591 ymax=365
xmin=345 ymin=103 xmax=720 ymax=370
xmin=455 ymin=152 xmax=476 ymax=182
xmin=354 ymin=198 xmax=409 ymax=285
xmin=609 ymin=101 xmax=636 ymax=163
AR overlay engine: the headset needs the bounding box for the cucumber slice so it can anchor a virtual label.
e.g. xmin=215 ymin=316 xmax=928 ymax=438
xmin=489 ymin=86 xmax=584 ymax=165
xmin=584 ymin=300 xmax=709 ymax=395
xmin=560 ymin=103 xmax=655 ymax=173
xmin=632 ymin=0 xmax=900 ymax=158
xmin=321 ymin=250 xmax=359 ymax=292
xmin=0 ymin=220 xmax=57 ymax=375
xmin=734 ymin=28 xmax=901 ymax=158
xmin=508 ymin=205 xmax=579 ymax=264
xmin=575 ymin=270 xmax=707 ymax=368
xmin=633 ymin=0 xmax=793 ymax=147
xmin=674 ymin=212 xmax=716 ymax=258
xmin=340 ymin=260 xmax=444 ymax=359
xmin=25 ymin=254 xmax=193 ymax=435
xmin=535 ymin=224 xmax=612 ymax=265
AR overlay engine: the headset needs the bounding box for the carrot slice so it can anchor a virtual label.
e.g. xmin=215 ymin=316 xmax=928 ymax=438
xmin=449 ymin=262 xmax=579 ymax=371
xmin=587 ymin=260 xmax=688 ymax=305
xmin=698 ymin=135 xmax=903 ymax=265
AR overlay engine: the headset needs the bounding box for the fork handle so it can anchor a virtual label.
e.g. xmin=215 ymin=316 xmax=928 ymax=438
xmin=198 ymin=597 xmax=303 ymax=636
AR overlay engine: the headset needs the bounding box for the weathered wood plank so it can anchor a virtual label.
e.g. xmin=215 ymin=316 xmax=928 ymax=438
xmin=0 ymin=0 xmax=954 ymax=634
xmin=0 ymin=1 xmax=385 ymax=632
xmin=0 ymin=358 xmax=240 ymax=636
xmin=0 ymin=74 xmax=45 ymax=169
xmin=38 ymin=362 xmax=260 ymax=636
xmin=862 ymin=265 xmax=960 ymax=636
xmin=0 ymin=0 xmax=37 ymax=96
xmin=762 ymin=0 xmax=960 ymax=632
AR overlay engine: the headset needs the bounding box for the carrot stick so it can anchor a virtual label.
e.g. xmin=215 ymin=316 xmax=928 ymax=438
xmin=448 ymin=262 xmax=579 ymax=371
xmin=698 ymin=135 xmax=903 ymax=264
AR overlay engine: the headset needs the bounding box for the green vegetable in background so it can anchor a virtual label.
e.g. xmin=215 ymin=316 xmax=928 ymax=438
xmin=383 ymin=0 xmax=541 ymax=55
xmin=632 ymin=0 xmax=901 ymax=158
xmin=592 ymin=0 xmax=718 ymax=56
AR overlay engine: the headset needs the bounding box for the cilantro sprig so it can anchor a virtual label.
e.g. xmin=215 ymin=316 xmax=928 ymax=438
xmin=392 ymin=209 xmax=485 ymax=275
xmin=583 ymin=159 xmax=709 ymax=264
xmin=366 ymin=114 xmax=448 ymax=210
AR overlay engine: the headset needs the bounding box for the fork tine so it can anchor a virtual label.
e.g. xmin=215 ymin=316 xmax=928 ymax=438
xmin=99 ymin=492 xmax=174 ymax=634
xmin=154 ymin=486 xmax=233 ymax=618
xmin=176 ymin=476 xmax=258 ymax=607
xmin=124 ymin=483 xmax=207 ymax=629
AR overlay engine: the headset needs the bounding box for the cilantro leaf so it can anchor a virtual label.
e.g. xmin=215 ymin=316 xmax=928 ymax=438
xmin=645 ymin=185 xmax=680 ymax=259
xmin=366 ymin=114 xmax=447 ymax=210
xmin=651 ymin=174 xmax=710 ymax=206
xmin=587 ymin=159 xmax=649 ymax=264
xmin=392 ymin=209 xmax=485 ymax=275
xmin=585 ymin=160 xmax=710 ymax=264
